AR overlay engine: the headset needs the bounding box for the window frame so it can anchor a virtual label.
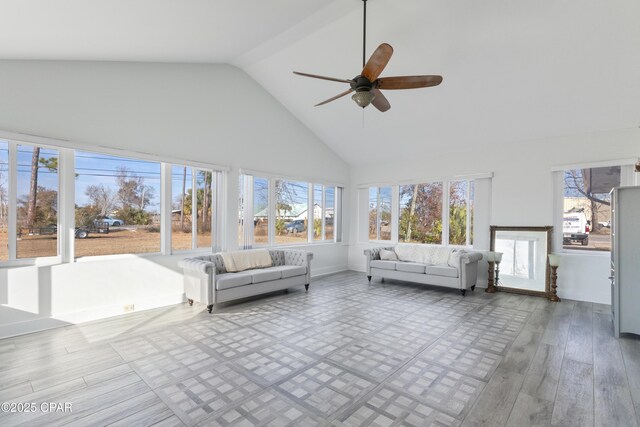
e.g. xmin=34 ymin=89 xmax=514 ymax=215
xmin=1 ymin=139 xmax=62 ymax=264
xmin=0 ymin=132 xmax=227 ymax=267
xmin=553 ymin=160 xmax=638 ymax=255
xmin=368 ymin=179 xmax=476 ymax=247
xmin=239 ymin=171 xmax=344 ymax=248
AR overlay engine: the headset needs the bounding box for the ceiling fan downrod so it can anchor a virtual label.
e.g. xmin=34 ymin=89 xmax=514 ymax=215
xmin=362 ymin=0 xmax=367 ymax=69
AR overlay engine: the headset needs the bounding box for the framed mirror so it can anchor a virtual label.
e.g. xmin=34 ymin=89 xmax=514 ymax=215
xmin=490 ymin=226 xmax=553 ymax=297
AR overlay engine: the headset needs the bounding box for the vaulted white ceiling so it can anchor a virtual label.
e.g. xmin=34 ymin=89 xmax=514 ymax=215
xmin=2 ymin=0 xmax=640 ymax=166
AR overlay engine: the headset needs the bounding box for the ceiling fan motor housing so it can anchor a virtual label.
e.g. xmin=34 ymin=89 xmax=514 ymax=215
xmin=351 ymin=75 xmax=373 ymax=92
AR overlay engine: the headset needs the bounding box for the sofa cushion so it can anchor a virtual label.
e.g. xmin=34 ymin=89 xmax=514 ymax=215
xmin=370 ymin=260 xmax=397 ymax=270
xmin=425 ymin=265 xmax=459 ymax=278
xmin=395 ymin=262 xmax=426 ymax=274
xmin=270 ymin=265 xmax=307 ymax=279
xmin=395 ymin=245 xmax=453 ymax=266
xmin=216 ymin=272 xmax=253 ymax=290
xmin=251 ymin=269 xmax=283 ymax=284
xmin=379 ymin=249 xmax=399 ymax=261
xmin=222 ymin=249 xmax=273 ymax=272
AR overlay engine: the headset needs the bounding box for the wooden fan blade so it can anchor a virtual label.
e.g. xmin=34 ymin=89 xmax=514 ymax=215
xmin=293 ymin=71 xmax=353 ymax=84
xmin=371 ymin=89 xmax=390 ymax=112
xmin=361 ymin=43 xmax=394 ymax=82
xmin=314 ymin=88 xmax=354 ymax=106
xmin=376 ymin=75 xmax=443 ymax=90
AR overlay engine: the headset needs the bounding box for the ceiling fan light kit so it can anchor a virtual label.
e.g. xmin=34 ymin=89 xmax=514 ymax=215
xmin=293 ymin=0 xmax=442 ymax=112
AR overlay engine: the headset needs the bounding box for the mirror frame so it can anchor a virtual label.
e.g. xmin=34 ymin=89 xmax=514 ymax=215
xmin=490 ymin=225 xmax=553 ymax=298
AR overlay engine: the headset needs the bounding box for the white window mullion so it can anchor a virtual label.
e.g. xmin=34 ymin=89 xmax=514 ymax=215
xmin=160 ymin=163 xmax=172 ymax=255
xmin=7 ymin=142 xmax=17 ymax=260
xmin=307 ymin=184 xmax=313 ymax=243
xmin=59 ymin=148 xmax=75 ymax=262
xmin=391 ymin=185 xmax=399 ymax=243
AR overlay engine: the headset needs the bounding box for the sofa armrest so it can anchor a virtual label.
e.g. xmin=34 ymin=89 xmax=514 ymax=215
xmin=178 ymin=257 xmax=214 ymax=275
xmin=459 ymin=252 xmax=483 ymax=265
xmin=457 ymin=251 xmax=483 ymax=289
xmin=364 ymin=246 xmax=395 ymax=276
xmin=178 ymin=256 xmax=216 ymax=305
xmin=283 ymin=250 xmax=313 ymax=284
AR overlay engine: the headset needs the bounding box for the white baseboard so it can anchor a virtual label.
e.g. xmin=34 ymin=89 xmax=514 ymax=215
xmin=311 ymin=265 xmax=348 ymax=278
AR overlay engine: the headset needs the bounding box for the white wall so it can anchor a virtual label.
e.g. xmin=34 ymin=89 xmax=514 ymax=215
xmin=0 ymin=60 xmax=349 ymax=338
xmin=348 ymin=128 xmax=640 ymax=304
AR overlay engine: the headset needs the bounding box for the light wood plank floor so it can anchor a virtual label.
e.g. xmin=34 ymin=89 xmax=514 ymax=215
xmin=0 ymin=271 xmax=638 ymax=426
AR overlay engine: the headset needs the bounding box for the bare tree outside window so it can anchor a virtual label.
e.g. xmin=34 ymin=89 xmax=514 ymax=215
xmin=75 ymin=152 xmax=161 ymax=258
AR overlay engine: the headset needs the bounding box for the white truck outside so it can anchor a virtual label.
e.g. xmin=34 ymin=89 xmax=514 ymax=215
xmin=563 ymin=211 xmax=589 ymax=246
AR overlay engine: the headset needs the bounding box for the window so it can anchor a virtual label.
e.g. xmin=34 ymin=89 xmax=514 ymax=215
xmin=16 ymin=145 xmax=59 ymax=258
xmin=325 ymin=186 xmax=335 ymax=241
xmin=276 ymin=180 xmax=308 ymax=244
xmin=398 ymin=183 xmax=442 ymax=244
xmin=369 ymin=179 xmax=476 ymax=246
xmin=312 ymin=184 xmax=336 ymax=242
xmin=449 ymin=180 xmax=474 ymax=246
xmin=171 ymin=166 xmax=193 ymax=251
xmin=239 ymin=174 xmax=342 ymax=247
xmin=369 ymin=187 xmax=392 ymax=241
xmin=75 ymin=151 xmax=161 ymax=258
xmin=0 ymin=141 xmax=9 ymax=260
xmin=563 ymin=166 xmax=620 ymax=251
xmin=196 ymin=170 xmax=213 ymax=248
xmin=253 ymin=177 xmax=269 ymax=245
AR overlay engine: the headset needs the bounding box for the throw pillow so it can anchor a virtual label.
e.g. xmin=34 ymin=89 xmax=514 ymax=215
xmin=379 ymin=249 xmax=399 ymax=261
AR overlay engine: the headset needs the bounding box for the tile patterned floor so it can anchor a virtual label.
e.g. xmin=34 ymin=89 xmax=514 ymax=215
xmin=1 ymin=271 xmax=639 ymax=426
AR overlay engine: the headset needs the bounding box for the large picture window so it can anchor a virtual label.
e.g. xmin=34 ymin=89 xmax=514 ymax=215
xmin=75 ymin=151 xmax=161 ymax=258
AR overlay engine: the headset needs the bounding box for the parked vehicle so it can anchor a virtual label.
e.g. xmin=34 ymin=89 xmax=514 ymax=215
xmin=598 ymin=220 xmax=611 ymax=228
xmin=94 ymin=215 xmax=124 ymax=226
xmin=285 ymin=219 xmax=305 ymax=233
xmin=563 ymin=210 xmax=589 ymax=246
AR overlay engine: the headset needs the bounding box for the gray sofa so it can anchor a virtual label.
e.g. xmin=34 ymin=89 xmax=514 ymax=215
xmin=178 ymin=249 xmax=313 ymax=312
xmin=364 ymin=245 xmax=483 ymax=296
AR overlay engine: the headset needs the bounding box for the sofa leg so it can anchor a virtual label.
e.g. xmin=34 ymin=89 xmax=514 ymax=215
xmin=187 ymin=299 xmax=194 ymax=306
xmin=305 ymin=284 xmax=309 ymax=292
xmin=461 ymin=289 xmax=466 ymax=297
xmin=367 ymin=275 xmax=371 ymax=283
xmin=207 ymin=304 xmax=213 ymax=314
xmin=471 ymin=285 xmax=476 ymax=291
xmin=381 ymin=277 xmax=385 ymax=283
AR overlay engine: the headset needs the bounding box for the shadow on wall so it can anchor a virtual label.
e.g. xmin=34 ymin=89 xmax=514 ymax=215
xmin=0 ymin=255 xmax=188 ymax=339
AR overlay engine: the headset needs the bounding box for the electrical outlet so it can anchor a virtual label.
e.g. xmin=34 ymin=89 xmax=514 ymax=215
xmin=123 ymin=304 xmax=134 ymax=313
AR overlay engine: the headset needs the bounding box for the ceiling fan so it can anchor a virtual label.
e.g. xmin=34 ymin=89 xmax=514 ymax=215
xmin=293 ymin=0 xmax=442 ymax=112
